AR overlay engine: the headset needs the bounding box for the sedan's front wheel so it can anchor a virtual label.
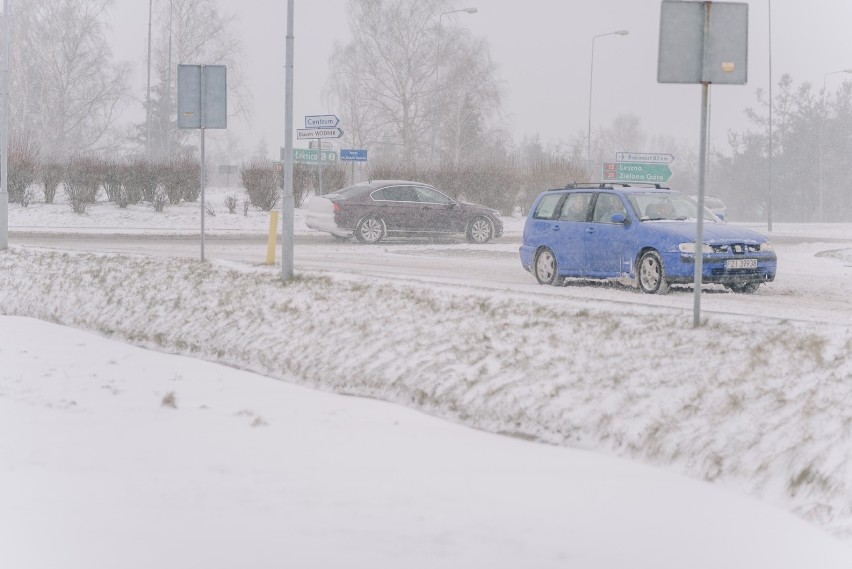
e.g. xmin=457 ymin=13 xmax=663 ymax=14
xmin=534 ymin=248 xmax=563 ymax=286
xmin=637 ymin=250 xmax=670 ymax=294
xmin=466 ymin=217 xmax=493 ymax=244
xmin=355 ymin=216 xmax=386 ymax=244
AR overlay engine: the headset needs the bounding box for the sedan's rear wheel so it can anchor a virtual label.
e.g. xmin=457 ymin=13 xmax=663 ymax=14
xmin=637 ymin=250 xmax=670 ymax=294
xmin=355 ymin=216 xmax=385 ymax=244
xmin=467 ymin=217 xmax=493 ymax=244
xmin=534 ymin=248 xmax=563 ymax=286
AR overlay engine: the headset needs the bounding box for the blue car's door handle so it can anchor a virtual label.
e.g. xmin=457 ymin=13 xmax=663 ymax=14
xmin=551 ymin=226 xmax=560 ymax=231
xmin=586 ymin=227 xmax=595 ymax=234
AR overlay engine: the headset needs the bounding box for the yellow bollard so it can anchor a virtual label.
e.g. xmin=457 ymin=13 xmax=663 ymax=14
xmin=266 ymin=210 xmax=279 ymax=265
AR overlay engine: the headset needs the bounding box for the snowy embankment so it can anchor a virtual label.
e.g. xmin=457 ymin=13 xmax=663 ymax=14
xmin=2 ymin=246 xmax=851 ymax=539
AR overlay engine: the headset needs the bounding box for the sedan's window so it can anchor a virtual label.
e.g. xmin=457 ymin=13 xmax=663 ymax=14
xmin=372 ymin=186 xmax=419 ymax=202
xmin=532 ymin=194 xmax=562 ymax=219
xmin=592 ymin=193 xmax=627 ymax=223
xmin=558 ymin=193 xmax=592 ymax=221
xmin=413 ymin=186 xmax=454 ymax=205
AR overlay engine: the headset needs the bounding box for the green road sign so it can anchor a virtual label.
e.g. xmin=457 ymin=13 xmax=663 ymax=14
xmin=603 ymin=162 xmax=672 ymax=183
xmin=288 ymin=148 xmax=338 ymax=164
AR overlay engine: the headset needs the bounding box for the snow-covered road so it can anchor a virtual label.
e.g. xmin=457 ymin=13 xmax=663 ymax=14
xmin=14 ymin=230 xmax=852 ymax=326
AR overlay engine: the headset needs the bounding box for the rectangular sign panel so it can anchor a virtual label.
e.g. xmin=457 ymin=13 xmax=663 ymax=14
xmin=292 ymin=148 xmax=338 ymax=164
xmin=177 ymin=64 xmax=227 ymax=129
xmin=616 ymin=152 xmax=674 ymax=164
xmin=658 ymin=1 xmax=748 ymax=85
xmin=340 ymin=149 xmax=368 ymax=162
xmin=305 ymin=114 xmax=340 ymax=128
xmin=603 ymin=162 xmax=672 ymax=183
xmin=296 ymin=128 xmax=344 ymax=140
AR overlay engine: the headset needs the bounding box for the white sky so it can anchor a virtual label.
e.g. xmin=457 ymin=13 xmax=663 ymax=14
xmin=108 ymin=0 xmax=852 ymax=155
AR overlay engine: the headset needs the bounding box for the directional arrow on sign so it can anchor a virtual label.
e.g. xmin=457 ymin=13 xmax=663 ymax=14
xmin=616 ymin=152 xmax=675 ymax=164
xmin=305 ymin=114 xmax=340 ymax=128
xmin=297 ymin=127 xmax=344 ymax=140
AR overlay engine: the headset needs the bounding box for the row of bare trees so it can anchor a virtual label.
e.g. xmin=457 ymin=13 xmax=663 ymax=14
xmin=7 ymin=150 xmax=205 ymax=214
xmin=3 ymin=0 xmax=247 ymax=162
xmin=325 ymin=0 xmax=505 ymax=167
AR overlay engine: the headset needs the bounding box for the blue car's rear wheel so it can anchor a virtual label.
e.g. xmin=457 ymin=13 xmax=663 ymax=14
xmin=637 ymin=250 xmax=670 ymax=294
xmin=534 ymin=248 xmax=563 ymax=286
xmin=726 ymin=281 xmax=759 ymax=294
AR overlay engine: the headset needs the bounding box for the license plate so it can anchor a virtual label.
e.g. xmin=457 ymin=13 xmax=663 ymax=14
xmin=725 ymin=258 xmax=758 ymax=269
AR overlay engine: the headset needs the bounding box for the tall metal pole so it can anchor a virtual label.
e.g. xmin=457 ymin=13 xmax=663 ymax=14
xmin=165 ymin=0 xmax=173 ymax=158
xmin=818 ymin=69 xmax=852 ymax=223
xmin=430 ymin=8 xmax=476 ymax=165
xmin=766 ymin=0 xmax=773 ymax=232
xmin=692 ymin=4 xmax=713 ymax=329
xmin=145 ymin=0 xmax=153 ymax=158
xmin=0 ymin=0 xmax=9 ymax=251
xmin=587 ymin=31 xmax=628 ymax=179
xmin=281 ymin=0 xmax=295 ymax=280
xmin=317 ymin=138 xmax=324 ymax=195
xmin=587 ymin=36 xmax=598 ymax=179
xmin=200 ymin=65 xmax=206 ymax=262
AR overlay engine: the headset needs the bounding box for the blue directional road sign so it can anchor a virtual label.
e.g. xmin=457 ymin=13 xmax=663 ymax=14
xmin=340 ymin=149 xmax=368 ymax=162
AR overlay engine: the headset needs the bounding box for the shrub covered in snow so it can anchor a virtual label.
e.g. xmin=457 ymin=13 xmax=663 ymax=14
xmin=9 ymin=132 xmax=39 ymax=206
xmin=241 ymin=159 xmax=280 ymax=212
xmin=63 ymin=156 xmax=102 ymax=214
xmin=39 ymin=161 xmax=65 ymax=205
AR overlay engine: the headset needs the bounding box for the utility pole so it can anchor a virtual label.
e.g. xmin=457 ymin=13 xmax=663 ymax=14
xmin=281 ymin=0 xmax=295 ymax=279
xmin=0 ymin=0 xmax=9 ymax=251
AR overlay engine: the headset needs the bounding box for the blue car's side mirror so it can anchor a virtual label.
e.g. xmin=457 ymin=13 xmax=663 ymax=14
xmin=611 ymin=213 xmax=627 ymax=224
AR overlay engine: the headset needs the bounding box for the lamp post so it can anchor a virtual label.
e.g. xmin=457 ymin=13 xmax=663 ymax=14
xmin=431 ymin=7 xmax=477 ymax=164
xmin=587 ymin=30 xmax=628 ymax=179
xmin=767 ymin=0 xmax=772 ymax=232
xmin=818 ymin=68 xmax=852 ymax=222
xmin=0 ymin=0 xmax=9 ymax=251
xmin=145 ymin=0 xmax=153 ymax=158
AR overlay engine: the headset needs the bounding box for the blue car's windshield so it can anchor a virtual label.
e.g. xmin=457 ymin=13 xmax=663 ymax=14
xmin=627 ymin=193 xmax=717 ymax=222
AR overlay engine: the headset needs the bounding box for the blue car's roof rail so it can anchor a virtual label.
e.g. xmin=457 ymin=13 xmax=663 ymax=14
xmin=551 ymin=182 xmax=671 ymax=191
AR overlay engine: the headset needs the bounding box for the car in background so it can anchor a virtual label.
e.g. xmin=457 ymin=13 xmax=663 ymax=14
xmin=691 ymin=194 xmax=727 ymax=220
xmin=306 ymin=180 xmax=503 ymax=244
xmin=520 ymin=183 xmax=776 ymax=294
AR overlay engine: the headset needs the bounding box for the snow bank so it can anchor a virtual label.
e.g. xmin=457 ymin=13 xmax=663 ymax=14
xmin=2 ymin=246 xmax=851 ymax=538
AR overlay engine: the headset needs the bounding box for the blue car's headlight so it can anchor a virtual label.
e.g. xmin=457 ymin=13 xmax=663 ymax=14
xmin=760 ymin=241 xmax=774 ymax=252
xmin=678 ymin=242 xmax=712 ymax=254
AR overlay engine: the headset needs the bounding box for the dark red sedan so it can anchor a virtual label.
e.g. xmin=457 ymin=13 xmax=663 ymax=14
xmin=305 ymin=180 xmax=503 ymax=244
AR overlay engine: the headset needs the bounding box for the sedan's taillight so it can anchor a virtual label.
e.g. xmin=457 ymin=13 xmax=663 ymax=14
xmin=332 ymin=202 xmax=341 ymax=214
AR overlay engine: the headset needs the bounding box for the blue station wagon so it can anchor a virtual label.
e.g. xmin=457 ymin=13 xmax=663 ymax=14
xmin=519 ymin=184 xmax=777 ymax=294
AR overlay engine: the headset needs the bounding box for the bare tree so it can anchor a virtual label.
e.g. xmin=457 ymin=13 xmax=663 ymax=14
xmin=433 ymin=31 xmax=503 ymax=165
xmin=9 ymin=0 xmax=130 ymax=157
xmin=326 ymin=0 xmax=503 ymax=166
xmin=143 ymin=0 xmax=249 ymax=160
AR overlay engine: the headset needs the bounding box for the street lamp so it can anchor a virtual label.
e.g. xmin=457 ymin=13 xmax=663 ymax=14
xmin=146 ymin=0 xmax=153 ymax=158
xmin=587 ymin=30 xmax=628 ymax=179
xmin=818 ymin=68 xmax=852 ymax=222
xmin=431 ymin=7 xmax=477 ymax=164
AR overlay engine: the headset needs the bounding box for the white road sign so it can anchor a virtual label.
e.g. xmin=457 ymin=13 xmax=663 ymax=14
xmin=305 ymin=114 xmax=340 ymax=128
xmin=297 ymin=128 xmax=344 ymax=140
xmin=615 ymin=152 xmax=675 ymax=164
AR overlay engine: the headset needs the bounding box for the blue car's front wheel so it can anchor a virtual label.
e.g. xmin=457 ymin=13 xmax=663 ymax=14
xmin=637 ymin=250 xmax=670 ymax=294
xmin=534 ymin=248 xmax=563 ymax=286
